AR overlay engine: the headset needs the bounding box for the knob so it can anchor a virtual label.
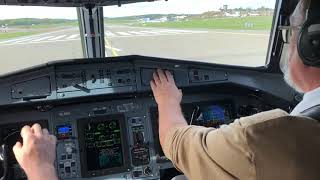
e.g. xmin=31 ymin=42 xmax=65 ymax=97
xmin=66 ymin=147 xmax=73 ymax=154
xmin=143 ymin=166 xmax=152 ymax=176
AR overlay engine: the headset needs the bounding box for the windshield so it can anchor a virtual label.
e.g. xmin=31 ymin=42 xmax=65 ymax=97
xmin=0 ymin=6 xmax=82 ymax=75
xmin=0 ymin=0 xmax=277 ymax=76
xmin=103 ymin=0 xmax=276 ymax=67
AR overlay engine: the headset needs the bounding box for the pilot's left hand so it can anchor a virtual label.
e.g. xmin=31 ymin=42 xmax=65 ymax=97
xmin=13 ymin=124 xmax=58 ymax=180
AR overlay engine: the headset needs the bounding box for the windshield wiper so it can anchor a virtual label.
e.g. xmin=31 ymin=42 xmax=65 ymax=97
xmin=73 ymin=84 xmax=91 ymax=93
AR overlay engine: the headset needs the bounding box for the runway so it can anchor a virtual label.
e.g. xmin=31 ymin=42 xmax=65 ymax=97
xmin=0 ymin=25 xmax=270 ymax=75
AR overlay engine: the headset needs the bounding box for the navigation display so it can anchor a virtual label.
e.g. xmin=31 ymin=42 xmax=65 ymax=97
xmin=78 ymin=114 xmax=129 ymax=177
xmin=150 ymin=100 xmax=234 ymax=162
xmin=197 ymin=104 xmax=231 ymax=128
xmin=85 ymin=119 xmax=123 ymax=171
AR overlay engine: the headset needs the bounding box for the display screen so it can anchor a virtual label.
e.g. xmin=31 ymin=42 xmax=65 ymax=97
xmin=150 ymin=100 xmax=234 ymax=162
xmin=84 ymin=119 xmax=124 ymax=171
xmin=198 ymin=105 xmax=230 ymax=127
xmin=56 ymin=124 xmax=72 ymax=140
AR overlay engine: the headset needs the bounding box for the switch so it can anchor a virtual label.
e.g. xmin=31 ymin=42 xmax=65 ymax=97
xmin=59 ymin=163 xmax=64 ymax=169
xmin=194 ymin=70 xmax=199 ymax=75
xmin=71 ymin=161 xmax=76 ymax=167
xmin=133 ymin=171 xmax=142 ymax=177
xmin=131 ymin=118 xmax=136 ymax=124
xmin=67 ymin=154 xmax=72 ymax=159
xmin=65 ymin=167 xmax=71 ymax=173
xmin=61 ymin=154 xmax=66 ymax=160
xmin=91 ymin=75 xmax=96 ymax=83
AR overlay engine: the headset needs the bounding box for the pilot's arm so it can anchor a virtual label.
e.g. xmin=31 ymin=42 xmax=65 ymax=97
xmin=13 ymin=124 xmax=58 ymax=180
xmin=151 ymin=69 xmax=255 ymax=180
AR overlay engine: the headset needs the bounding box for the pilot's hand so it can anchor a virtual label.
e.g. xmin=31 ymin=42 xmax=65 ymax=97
xmin=13 ymin=124 xmax=58 ymax=180
xmin=150 ymin=69 xmax=182 ymax=107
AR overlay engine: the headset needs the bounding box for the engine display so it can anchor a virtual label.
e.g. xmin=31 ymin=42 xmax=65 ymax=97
xmin=85 ymin=119 xmax=123 ymax=171
xmin=78 ymin=114 xmax=129 ymax=177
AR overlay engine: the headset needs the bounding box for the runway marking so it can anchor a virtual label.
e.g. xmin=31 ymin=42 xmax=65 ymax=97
xmin=0 ymin=29 xmax=208 ymax=46
xmin=139 ymin=30 xmax=162 ymax=34
xmin=105 ymin=31 xmax=116 ymax=37
xmin=66 ymin=34 xmax=79 ymax=40
xmin=116 ymin=32 xmax=132 ymax=36
xmin=31 ymin=36 xmax=55 ymax=42
xmin=47 ymin=35 xmax=67 ymax=41
xmin=0 ymin=36 xmax=34 ymax=44
xmin=0 ymin=28 xmax=268 ymax=46
xmin=0 ymin=38 xmax=80 ymax=47
xmin=0 ymin=28 xmax=78 ymax=44
xmin=127 ymin=31 xmax=145 ymax=35
xmin=210 ymin=31 xmax=269 ymax=36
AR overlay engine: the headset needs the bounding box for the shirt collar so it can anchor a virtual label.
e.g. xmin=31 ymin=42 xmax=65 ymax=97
xmin=290 ymin=87 xmax=320 ymax=115
xmin=303 ymin=87 xmax=320 ymax=102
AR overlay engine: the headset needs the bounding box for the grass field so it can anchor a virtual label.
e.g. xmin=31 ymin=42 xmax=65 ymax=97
xmin=136 ymin=16 xmax=273 ymax=30
xmin=0 ymin=32 xmax=40 ymax=40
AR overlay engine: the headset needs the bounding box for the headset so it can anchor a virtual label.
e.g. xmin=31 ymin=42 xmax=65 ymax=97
xmin=297 ymin=0 xmax=320 ymax=67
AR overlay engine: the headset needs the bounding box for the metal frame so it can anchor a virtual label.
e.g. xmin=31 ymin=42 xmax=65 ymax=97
xmin=77 ymin=6 xmax=105 ymax=58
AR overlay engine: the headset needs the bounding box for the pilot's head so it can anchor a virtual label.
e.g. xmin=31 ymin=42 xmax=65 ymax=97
xmin=282 ymin=0 xmax=320 ymax=93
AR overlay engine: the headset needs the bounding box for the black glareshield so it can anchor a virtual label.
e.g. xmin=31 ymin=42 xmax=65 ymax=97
xmin=0 ymin=144 xmax=8 ymax=180
xmin=298 ymin=0 xmax=320 ymax=67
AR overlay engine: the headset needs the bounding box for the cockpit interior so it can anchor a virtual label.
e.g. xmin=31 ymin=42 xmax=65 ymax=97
xmin=0 ymin=0 xmax=302 ymax=179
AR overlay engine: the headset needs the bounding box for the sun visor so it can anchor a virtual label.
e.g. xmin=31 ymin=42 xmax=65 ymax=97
xmin=1 ymin=0 xmax=158 ymax=7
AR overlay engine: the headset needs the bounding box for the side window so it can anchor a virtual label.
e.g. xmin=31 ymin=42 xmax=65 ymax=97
xmin=0 ymin=6 xmax=82 ymax=75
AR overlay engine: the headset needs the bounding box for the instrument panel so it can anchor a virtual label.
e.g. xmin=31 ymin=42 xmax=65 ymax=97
xmin=0 ymin=56 xmax=295 ymax=180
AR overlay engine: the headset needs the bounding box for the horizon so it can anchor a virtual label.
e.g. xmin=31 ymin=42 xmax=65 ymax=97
xmin=0 ymin=0 xmax=276 ymax=20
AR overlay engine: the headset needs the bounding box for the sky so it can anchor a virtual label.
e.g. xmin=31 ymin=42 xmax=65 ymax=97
xmin=0 ymin=0 xmax=276 ymax=19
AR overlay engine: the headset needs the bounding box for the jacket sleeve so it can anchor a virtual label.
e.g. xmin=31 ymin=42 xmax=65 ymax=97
xmin=162 ymin=121 xmax=255 ymax=180
xmin=162 ymin=109 xmax=288 ymax=180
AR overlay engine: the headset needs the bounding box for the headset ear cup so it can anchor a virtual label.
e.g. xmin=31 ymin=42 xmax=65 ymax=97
xmin=298 ymin=20 xmax=320 ymax=67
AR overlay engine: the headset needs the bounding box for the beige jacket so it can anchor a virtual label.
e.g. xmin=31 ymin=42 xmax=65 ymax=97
xmin=163 ymin=109 xmax=320 ymax=180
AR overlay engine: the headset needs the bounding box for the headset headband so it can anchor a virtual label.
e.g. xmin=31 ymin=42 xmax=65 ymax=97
xmin=306 ymin=0 xmax=320 ymax=20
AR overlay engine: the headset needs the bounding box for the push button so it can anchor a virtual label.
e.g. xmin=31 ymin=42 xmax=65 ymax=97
xmin=61 ymin=154 xmax=66 ymax=160
xmin=65 ymin=167 xmax=71 ymax=173
xmin=71 ymin=161 xmax=76 ymax=167
xmin=67 ymin=154 xmax=72 ymax=159
xmin=59 ymin=163 xmax=64 ymax=169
